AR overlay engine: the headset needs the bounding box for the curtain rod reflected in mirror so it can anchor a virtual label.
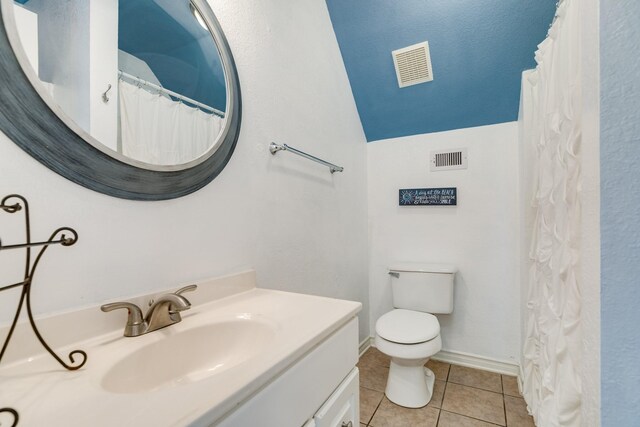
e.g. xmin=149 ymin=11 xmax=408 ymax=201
xmin=118 ymin=71 xmax=225 ymax=118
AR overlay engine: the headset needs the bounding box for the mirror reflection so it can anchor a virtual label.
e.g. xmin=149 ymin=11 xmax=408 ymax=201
xmin=11 ymin=0 xmax=228 ymax=166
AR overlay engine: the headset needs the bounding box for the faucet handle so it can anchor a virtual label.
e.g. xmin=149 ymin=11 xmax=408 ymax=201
xmin=101 ymin=302 xmax=145 ymax=337
xmin=175 ymin=284 xmax=197 ymax=295
xmin=171 ymin=285 xmax=197 ymax=315
xmin=175 ymin=284 xmax=197 ymax=297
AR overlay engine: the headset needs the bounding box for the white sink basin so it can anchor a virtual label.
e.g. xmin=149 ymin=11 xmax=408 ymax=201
xmin=102 ymin=319 xmax=276 ymax=394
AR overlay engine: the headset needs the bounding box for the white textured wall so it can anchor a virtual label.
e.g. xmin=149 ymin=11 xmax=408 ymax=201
xmin=12 ymin=5 xmax=38 ymax=72
xmin=89 ymin=0 xmax=119 ymax=149
xmin=368 ymin=122 xmax=520 ymax=363
xmin=518 ymin=72 xmax=534 ymax=373
xmin=0 ymin=0 xmax=370 ymax=341
xmin=25 ymin=0 xmax=91 ymax=132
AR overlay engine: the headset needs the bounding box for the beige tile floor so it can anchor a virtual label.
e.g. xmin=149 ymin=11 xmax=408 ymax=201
xmin=358 ymin=348 xmax=536 ymax=427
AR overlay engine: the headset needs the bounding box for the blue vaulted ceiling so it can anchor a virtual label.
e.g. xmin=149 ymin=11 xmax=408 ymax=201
xmin=325 ymin=0 xmax=557 ymax=142
xmin=119 ymin=0 xmax=226 ymax=111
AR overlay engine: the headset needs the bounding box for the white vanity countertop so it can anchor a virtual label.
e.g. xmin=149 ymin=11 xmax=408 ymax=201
xmin=0 ymin=275 xmax=361 ymax=426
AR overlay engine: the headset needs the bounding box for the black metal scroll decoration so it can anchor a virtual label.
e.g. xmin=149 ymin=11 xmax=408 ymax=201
xmin=0 ymin=407 xmax=18 ymax=427
xmin=0 ymin=195 xmax=87 ymax=426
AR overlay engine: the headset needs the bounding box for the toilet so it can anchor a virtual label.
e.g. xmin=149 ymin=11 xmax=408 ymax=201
xmin=375 ymin=263 xmax=456 ymax=408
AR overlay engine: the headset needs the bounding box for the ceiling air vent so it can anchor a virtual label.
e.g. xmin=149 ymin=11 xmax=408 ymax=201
xmin=430 ymin=148 xmax=468 ymax=171
xmin=392 ymin=41 xmax=434 ymax=88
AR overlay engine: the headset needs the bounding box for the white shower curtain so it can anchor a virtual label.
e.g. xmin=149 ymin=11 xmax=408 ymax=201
xmin=519 ymin=0 xmax=582 ymax=426
xmin=119 ymin=80 xmax=224 ymax=165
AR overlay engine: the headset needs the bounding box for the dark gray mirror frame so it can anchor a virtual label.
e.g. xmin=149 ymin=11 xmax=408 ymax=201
xmin=0 ymin=0 xmax=241 ymax=201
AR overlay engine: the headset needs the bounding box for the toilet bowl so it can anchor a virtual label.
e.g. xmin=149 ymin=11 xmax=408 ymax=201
xmin=374 ymin=263 xmax=456 ymax=408
xmin=375 ymin=309 xmax=442 ymax=408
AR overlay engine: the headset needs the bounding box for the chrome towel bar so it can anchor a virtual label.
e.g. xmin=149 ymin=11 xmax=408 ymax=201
xmin=269 ymin=142 xmax=344 ymax=173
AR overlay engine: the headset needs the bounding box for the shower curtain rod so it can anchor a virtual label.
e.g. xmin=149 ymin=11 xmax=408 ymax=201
xmin=118 ymin=71 xmax=225 ymax=118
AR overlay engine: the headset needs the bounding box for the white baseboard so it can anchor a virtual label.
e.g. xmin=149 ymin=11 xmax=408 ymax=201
xmin=363 ymin=336 xmax=519 ymax=376
xmin=431 ymin=349 xmax=519 ymax=376
xmin=359 ymin=336 xmax=373 ymax=357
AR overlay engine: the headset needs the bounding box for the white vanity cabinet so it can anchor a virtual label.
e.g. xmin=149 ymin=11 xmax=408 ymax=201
xmin=311 ymin=368 xmax=359 ymax=427
xmin=213 ymin=318 xmax=360 ymax=427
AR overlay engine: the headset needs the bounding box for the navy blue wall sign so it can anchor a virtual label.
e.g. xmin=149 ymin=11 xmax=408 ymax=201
xmin=399 ymin=188 xmax=457 ymax=206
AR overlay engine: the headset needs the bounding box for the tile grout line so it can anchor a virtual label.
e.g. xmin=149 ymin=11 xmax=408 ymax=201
xmin=502 ymin=375 xmax=508 ymax=427
xmin=436 ymin=380 xmax=450 ymax=426
xmin=439 ymin=409 xmax=505 ymax=427
xmin=432 ymin=359 xmax=450 ymax=426
xmin=360 ymin=384 xmax=386 ymax=394
xmin=445 ymin=379 xmax=504 ymax=395
xmin=442 ymin=376 xmax=508 ymax=427
xmin=366 ymin=392 xmax=385 ymax=427
xmin=360 ymin=349 xmax=386 ymax=426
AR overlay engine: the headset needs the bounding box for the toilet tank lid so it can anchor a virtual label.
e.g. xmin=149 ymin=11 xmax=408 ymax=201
xmin=389 ymin=263 xmax=457 ymax=274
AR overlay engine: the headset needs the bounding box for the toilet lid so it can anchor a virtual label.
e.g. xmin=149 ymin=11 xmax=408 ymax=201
xmin=376 ymin=309 xmax=440 ymax=344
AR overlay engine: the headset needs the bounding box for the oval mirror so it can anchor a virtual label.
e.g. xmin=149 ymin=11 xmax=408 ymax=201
xmin=0 ymin=0 xmax=241 ymax=200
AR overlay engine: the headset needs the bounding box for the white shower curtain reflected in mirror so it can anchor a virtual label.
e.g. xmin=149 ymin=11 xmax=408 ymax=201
xmin=118 ymin=80 xmax=224 ymax=166
xmin=519 ymin=0 xmax=582 ymax=426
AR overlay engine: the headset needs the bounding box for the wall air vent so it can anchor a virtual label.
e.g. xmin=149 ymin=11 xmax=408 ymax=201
xmin=430 ymin=148 xmax=468 ymax=171
xmin=392 ymin=41 xmax=434 ymax=88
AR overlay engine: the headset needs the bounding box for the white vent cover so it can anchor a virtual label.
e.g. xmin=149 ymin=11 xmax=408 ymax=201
xmin=392 ymin=41 xmax=434 ymax=88
xmin=430 ymin=148 xmax=468 ymax=171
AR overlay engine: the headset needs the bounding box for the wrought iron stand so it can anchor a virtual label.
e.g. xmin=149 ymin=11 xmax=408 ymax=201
xmin=0 ymin=194 xmax=87 ymax=427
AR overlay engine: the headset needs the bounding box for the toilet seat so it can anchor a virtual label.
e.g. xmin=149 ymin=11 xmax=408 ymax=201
xmin=374 ymin=316 xmax=443 ymax=408
xmin=376 ymin=309 xmax=440 ymax=344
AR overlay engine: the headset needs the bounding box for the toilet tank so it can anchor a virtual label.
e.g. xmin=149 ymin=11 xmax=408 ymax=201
xmin=389 ymin=263 xmax=456 ymax=314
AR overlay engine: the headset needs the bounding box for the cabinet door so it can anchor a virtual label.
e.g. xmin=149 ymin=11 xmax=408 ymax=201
xmin=313 ymin=368 xmax=359 ymax=427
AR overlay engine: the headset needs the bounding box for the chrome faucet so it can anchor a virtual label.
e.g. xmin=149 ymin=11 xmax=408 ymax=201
xmin=101 ymin=285 xmax=197 ymax=337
